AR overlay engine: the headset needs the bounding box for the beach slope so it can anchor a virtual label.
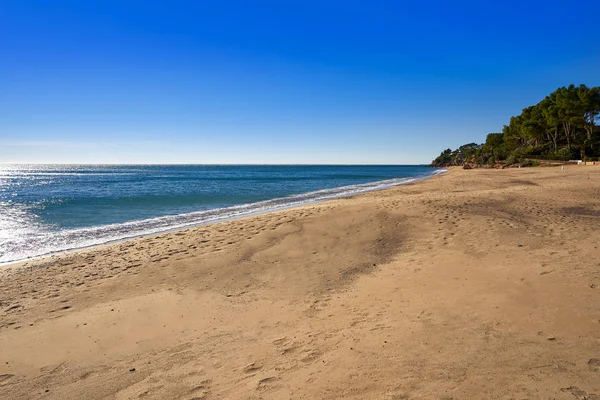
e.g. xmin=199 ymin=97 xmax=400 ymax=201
xmin=1 ymin=167 xmax=600 ymax=399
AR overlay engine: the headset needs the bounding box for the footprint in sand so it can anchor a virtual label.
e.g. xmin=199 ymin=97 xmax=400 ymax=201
xmin=243 ymin=362 xmax=263 ymax=373
xmin=0 ymin=374 xmax=14 ymax=385
xmin=561 ymin=386 xmax=600 ymax=400
xmin=256 ymin=376 xmax=278 ymax=390
xmin=588 ymin=358 xmax=600 ymax=372
xmin=186 ymin=379 xmax=212 ymax=400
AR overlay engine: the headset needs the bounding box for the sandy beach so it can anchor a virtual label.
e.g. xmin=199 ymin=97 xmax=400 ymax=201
xmin=1 ymin=166 xmax=599 ymax=399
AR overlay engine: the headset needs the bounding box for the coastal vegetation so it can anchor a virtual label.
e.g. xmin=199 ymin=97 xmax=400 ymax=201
xmin=431 ymin=84 xmax=600 ymax=167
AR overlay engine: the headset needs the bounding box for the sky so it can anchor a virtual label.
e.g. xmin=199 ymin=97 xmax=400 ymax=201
xmin=1 ymin=1 xmax=599 ymax=164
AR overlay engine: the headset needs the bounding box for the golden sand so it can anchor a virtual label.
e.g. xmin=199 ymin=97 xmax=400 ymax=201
xmin=1 ymin=166 xmax=600 ymax=399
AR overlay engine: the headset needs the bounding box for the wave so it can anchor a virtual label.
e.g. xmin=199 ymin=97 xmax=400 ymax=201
xmin=0 ymin=172 xmax=136 ymax=178
xmin=0 ymin=169 xmax=446 ymax=264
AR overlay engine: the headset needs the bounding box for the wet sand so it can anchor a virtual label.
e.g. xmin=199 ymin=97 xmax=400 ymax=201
xmin=1 ymin=166 xmax=599 ymax=399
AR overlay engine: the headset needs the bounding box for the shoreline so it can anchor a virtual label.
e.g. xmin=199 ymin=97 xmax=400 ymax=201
xmin=2 ymin=166 xmax=599 ymax=399
xmin=1 ymin=169 xmax=446 ymax=267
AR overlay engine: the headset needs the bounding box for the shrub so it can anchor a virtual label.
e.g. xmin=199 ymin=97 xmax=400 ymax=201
xmin=520 ymin=160 xmax=540 ymax=167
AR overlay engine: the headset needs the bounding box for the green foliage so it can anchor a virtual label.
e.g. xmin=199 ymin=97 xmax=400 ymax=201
xmin=505 ymin=147 xmax=524 ymax=166
xmin=431 ymin=144 xmax=482 ymax=167
xmin=431 ymin=84 xmax=600 ymax=167
xmin=519 ymin=160 xmax=540 ymax=167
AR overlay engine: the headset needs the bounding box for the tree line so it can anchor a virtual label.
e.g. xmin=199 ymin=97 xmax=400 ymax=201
xmin=431 ymin=84 xmax=600 ymax=167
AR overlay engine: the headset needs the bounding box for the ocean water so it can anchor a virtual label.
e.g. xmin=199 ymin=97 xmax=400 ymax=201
xmin=0 ymin=165 xmax=444 ymax=264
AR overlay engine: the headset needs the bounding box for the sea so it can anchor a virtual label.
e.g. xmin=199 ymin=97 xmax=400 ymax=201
xmin=0 ymin=164 xmax=444 ymax=264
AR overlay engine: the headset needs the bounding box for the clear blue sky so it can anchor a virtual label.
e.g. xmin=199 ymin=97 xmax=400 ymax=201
xmin=1 ymin=0 xmax=599 ymax=164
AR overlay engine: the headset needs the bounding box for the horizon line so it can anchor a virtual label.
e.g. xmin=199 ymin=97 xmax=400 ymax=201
xmin=0 ymin=162 xmax=431 ymax=166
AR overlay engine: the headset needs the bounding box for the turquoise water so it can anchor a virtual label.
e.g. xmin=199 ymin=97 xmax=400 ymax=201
xmin=0 ymin=165 xmax=444 ymax=263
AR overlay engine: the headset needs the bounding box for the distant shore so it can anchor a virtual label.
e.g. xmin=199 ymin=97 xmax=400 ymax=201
xmin=2 ymin=166 xmax=600 ymax=399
